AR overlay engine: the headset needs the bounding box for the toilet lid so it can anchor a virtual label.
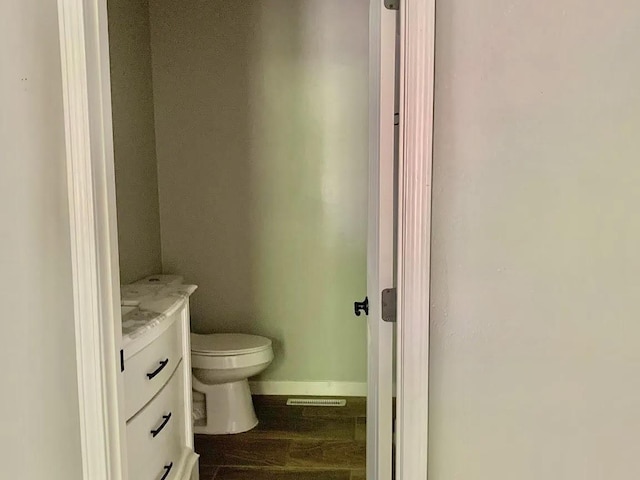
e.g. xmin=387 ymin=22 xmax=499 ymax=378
xmin=191 ymin=333 xmax=272 ymax=356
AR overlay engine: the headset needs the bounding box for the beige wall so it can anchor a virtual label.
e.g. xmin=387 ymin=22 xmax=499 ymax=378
xmin=430 ymin=1 xmax=640 ymax=477
xmin=0 ymin=0 xmax=83 ymax=477
xmin=149 ymin=0 xmax=369 ymax=383
xmin=108 ymin=0 xmax=162 ymax=284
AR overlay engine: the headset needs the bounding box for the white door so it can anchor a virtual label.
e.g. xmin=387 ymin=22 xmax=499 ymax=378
xmin=366 ymin=1 xmax=398 ymax=479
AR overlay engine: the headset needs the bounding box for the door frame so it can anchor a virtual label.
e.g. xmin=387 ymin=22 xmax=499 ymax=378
xmin=57 ymin=0 xmax=435 ymax=478
xmin=57 ymin=0 xmax=126 ymax=478
xmin=395 ymin=1 xmax=436 ymax=478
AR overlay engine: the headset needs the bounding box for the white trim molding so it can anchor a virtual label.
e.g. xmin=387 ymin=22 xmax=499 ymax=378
xmin=249 ymin=381 xmax=367 ymax=397
xmin=396 ymin=0 xmax=436 ymax=479
xmin=57 ymin=0 xmax=125 ymax=478
xmin=367 ymin=1 xmax=397 ymax=479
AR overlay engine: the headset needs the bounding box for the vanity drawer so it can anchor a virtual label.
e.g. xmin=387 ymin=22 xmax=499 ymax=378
xmin=124 ymin=316 xmax=183 ymax=420
xmin=127 ymin=365 xmax=184 ymax=480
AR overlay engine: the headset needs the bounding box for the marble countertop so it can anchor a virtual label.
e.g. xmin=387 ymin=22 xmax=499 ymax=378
xmin=121 ymin=283 xmax=197 ymax=345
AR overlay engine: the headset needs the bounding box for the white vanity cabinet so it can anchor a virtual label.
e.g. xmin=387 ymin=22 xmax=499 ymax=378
xmin=121 ymin=286 xmax=199 ymax=480
xmin=124 ymin=317 xmax=183 ymax=420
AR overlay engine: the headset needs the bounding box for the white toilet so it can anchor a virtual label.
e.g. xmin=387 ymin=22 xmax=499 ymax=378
xmin=133 ymin=275 xmax=274 ymax=434
xmin=191 ymin=332 xmax=274 ymax=434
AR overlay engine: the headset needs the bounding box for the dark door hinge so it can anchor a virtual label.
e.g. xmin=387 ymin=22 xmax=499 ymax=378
xmin=120 ymin=349 xmax=125 ymax=372
xmin=382 ymin=288 xmax=397 ymax=322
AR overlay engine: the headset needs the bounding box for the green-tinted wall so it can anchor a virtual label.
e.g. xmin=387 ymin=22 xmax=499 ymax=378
xmin=149 ymin=0 xmax=369 ymax=384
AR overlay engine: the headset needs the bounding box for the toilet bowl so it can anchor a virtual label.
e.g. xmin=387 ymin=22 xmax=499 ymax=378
xmin=191 ymin=333 xmax=273 ymax=434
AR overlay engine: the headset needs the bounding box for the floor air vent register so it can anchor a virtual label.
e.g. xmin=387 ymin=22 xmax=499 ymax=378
xmin=286 ymin=398 xmax=347 ymax=407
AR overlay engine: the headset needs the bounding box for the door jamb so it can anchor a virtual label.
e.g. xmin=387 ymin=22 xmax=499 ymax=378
xmin=367 ymin=1 xmax=397 ymax=478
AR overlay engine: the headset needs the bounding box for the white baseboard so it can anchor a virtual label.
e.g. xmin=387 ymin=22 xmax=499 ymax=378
xmin=249 ymin=381 xmax=367 ymax=397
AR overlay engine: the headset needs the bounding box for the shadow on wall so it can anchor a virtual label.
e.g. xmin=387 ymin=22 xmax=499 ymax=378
xmin=150 ymin=0 xmax=369 ymax=383
xmin=108 ymin=0 xmax=163 ymax=284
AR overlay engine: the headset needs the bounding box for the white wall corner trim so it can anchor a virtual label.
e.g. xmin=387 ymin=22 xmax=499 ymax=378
xmin=57 ymin=0 xmax=125 ymax=479
xmin=396 ymin=0 xmax=435 ymax=479
xmin=249 ymin=381 xmax=368 ymax=397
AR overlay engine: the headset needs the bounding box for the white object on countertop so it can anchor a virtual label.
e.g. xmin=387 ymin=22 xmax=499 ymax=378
xmin=120 ymin=284 xmax=160 ymax=303
xmin=135 ymin=274 xmax=184 ymax=285
xmin=121 ymin=299 xmax=141 ymax=307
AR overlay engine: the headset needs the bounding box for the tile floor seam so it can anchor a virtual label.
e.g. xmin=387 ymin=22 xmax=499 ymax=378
xmin=210 ymin=465 xmax=219 ymax=479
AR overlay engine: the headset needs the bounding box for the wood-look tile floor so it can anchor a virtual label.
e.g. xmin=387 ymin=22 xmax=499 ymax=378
xmin=196 ymin=396 xmax=366 ymax=480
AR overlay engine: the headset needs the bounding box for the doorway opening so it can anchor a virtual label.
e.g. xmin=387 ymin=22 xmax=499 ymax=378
xmin=105 ymin=0 xmax=387 ymax=478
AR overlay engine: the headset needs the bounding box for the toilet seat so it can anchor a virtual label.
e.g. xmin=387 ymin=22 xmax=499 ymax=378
xmin=191 ymin=333 xmax=272 ymax=357
xmin=191 ymin=348 xmax=273 ymax=372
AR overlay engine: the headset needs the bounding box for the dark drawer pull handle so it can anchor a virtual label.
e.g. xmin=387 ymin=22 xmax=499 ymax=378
xmin=160 ymin=462 xmax=173 ymax=480
xmin=150 ymin=412 xmax=172 ymax=438
xmin=146 ymin=359 xmax=169 ymax=380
